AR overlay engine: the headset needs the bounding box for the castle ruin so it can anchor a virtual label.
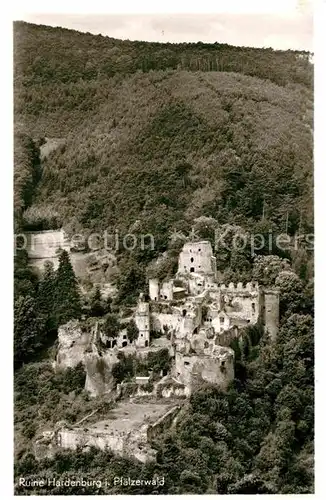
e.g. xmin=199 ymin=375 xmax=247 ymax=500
xmin=56 ymin=240 xmax=280 ymax=398
xmin=149 ymin=240 xmax=279 ymax=339
xmin=51 ymin=240 xmax=280 ymax=462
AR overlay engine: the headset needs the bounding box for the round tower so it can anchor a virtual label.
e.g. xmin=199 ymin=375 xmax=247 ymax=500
xmin=149 ymin=278 xmax=160 ymax=301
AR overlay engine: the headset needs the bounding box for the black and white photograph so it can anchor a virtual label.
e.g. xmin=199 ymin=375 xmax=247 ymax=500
xmin=11 ymin=0 xmax=317 ymax=495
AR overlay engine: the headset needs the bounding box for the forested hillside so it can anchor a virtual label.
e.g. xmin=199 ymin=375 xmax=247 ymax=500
xmin=14 ymin=22 xmax=313 ymax=244
xmin=14 ymin=21 xmax=312 ymax=87
xmin=13 ymin=21 xmax=314 ymax=495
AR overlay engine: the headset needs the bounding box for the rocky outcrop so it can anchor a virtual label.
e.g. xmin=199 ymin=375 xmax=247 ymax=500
xmin=56 ymin=320 xmax=92 ymax=369
xmin=84 ymin=350 xmax=119 ymax=397
xmin=55 ymin=319 xmax=120 ymax=397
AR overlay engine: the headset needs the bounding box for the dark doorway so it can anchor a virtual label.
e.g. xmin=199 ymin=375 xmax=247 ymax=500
xmin=122 ymin=341 xmax=127 ymax=347
xmin=190 ymin=267 xmax=195 ymax=272
xmin=145 ymin=340 xmax=148 ymax=347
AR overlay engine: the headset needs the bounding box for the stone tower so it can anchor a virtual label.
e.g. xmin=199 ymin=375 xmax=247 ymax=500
xmin=149 ymin=278 xmax=160 ymax=301
xmin=264 ymin=289 xmax=280 ymax=341
xmin=135 ymin=293 xmax=150 ymax=347
xmin=177 ymin=241 xmax=216 ymax=277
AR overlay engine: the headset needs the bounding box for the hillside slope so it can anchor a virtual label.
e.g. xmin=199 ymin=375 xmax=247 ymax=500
xmin=14 ymin=23 xmax=313 ymax=250
xmin=14 ymin=22 xmax=313 ymax=281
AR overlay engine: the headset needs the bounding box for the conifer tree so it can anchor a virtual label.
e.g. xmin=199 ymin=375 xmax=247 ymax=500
xmin=55 ymin=250 xmax=82 ymax=325
xmin=37 ymin=260 xmax=57 ymax=330
xmin=90 ymin=285 xmax=104 ymax=317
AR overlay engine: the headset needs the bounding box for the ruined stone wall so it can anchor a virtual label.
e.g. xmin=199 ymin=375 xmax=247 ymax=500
xmin=151 ymin=312 xmax=181 ymax=333
xmin=147 ymin=406 xmax=181 ymax=441
xmin=174 ymin=347 xmax=234 ymax=393
xmin=56 ymin=317 xmax=180 ymax=398
xmin=57 ymin=427 xmax=153 ymax=462
xmin=160 ymin=280 xmax=174 ymax=301
xmin=225 ymin=295 xmax=260 ymax=323
xmin=56 ymin=405 xmax=181 ymax=463
xmin=56 ymin=319 xmax=120 ymax=397
xmin=100 ymin=328 xmax=131 ymax=349
xmin=57 ymin=429 xmax=103 ymax=450
xmin=160 ymin=385 xmax=187 ymax=398
xmin=189 ymin=331 xmax=206 ymax=354
xmin=216 ymin=326 xmax=242 ymax=347
xmin=210 ymin=255 xmax=217 ymax=277
xmin=208 ymin=282 xmax=262 ymax=327
xmin=211 ymin=312 xmax=231 ymax=334
xmin=176 ymin=302 xmax=202 ymax=340
xmin=155 ymin=376 xmax=187 ymax=399
xmin=188 ymin=274 xmax=206 ymax=296
xmin=58 ymin=429 xmax=125 ymax=453
xmin=189 ymin=325 xmax=219 ymax=354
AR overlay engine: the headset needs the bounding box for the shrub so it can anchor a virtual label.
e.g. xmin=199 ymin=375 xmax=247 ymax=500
xmin=103 ymin=314 xmax=121 ymax=338
xmin=59 ymin=363 xmax=86 ymax=394
xmin=112 ymin=355 xmax=134 ymax=383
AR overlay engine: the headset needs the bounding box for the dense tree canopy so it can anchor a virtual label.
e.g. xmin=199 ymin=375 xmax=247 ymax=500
xmin=14 ymin=250 xmax=82 ymax=367
xmin=14 ymin=23 xmax=313 ymax=245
